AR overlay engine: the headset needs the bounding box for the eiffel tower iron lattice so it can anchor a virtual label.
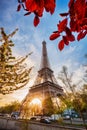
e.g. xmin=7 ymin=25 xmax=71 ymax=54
xmin=20 ymin=41 xmax=63 ymax=116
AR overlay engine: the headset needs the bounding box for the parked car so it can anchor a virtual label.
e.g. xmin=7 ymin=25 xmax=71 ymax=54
xmin=51 ymin=114 xmax=61 ymax=121
xmin=11 ymin=111 xmax=20 ymax=119
xmin=0 ymin=113 xmax=5 ymax=117
xmin=30 ymin=117 xmax=37 ymax=121
xmin=71 ymin=112 xmax=79 ymax=118
xmin=40 ymin=118 xmax=51 ymax=124
xmin=62 ymin=114 xmax=71 ymax=119
xmin=62 ymin=108 xmax=79 ymax=119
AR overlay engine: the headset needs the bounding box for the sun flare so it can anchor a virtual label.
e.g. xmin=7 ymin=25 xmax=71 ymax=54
xmin=30 ymin=98 xmax=41 ymax=105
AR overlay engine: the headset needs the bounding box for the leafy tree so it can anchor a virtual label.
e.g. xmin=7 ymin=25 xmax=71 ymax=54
xmin=21 ymin=103 xmax=31 ymax=118
xmin=72 ymin=93 xmax=87 ymax=128
xmin=0 ymin=101 xmax=21 ymax=114
xmin=0 ymin=27 xmax=32 ymax=94
xmin=17 ymin=0 xmax=87 ymax=50
xmin=58 ymin=66 xmax=81 ymax=108
xmin=42 ymin=96 xmax=55 ymax=116
xmin=58 ymin=66 xmax=87 ymax=128
xmin=58 ymin=66 xmax=77 ymax=95
xmin=80 ymin=84 xmax=87 ymax=112
xmin=59 ymin=94 xmax=73 ymax=110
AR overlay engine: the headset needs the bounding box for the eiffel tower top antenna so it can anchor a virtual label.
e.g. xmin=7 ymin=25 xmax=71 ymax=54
xmin=40 ymin=41 xmax=51 ymax=70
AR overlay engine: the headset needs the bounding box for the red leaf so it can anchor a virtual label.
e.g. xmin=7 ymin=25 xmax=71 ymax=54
xmin=24 ymin=12 xmax=31 ymax=16
xmin=70 ymin=19 xmax=80 ymax=32
xmin=22 ymin=0 xmax=26 ymax=2
xmin=60 ymin=13 xmax=69 ymax=17
xmin=77 ymin=31 xmax=87 ymax=41
xmin=82 ymin=18 xmax=87 ymax=25
xmin=68 ymin=0 xmax=74 ymax=8
xmin=62 ymin=36 xmax=69 ymax=45
xmin=58 ymin=40 xmax=64 ymax=51
xmin=50 ymin=32 xmax=60 ymax=40
xmin=74 ymin=0 xmax=86 ymax=20
xmin=44 ymin=0 xmax=56 ymax=14
xmin=25 ymin=0 xmax=44 ymax=17
xmin=68 ymin=34 xmax=75 ymax=42
xmin=65 ymin=27 xmax=72 ymax=36
xmin=34 ymin=0 xmax=44 ymax=17
xmin=82 ymin=25 xmax=87 ymax=30
xmin=33 ymin=16 xmax=40 ymax=27
xmin=52 ymin=31 xmax=59 ymax=33
xmin=25 ymin=0 xmax=37 ymax=12
xmin=58 ymin=18 xmax=67 ymax=32
xmin=17 ymin=4 xmax=21 ymax=11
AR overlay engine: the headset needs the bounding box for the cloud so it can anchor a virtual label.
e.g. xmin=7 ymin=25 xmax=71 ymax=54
xmin=72 ymin=65 xmax=85 ymax=84
xmin=64 ymin=45 xmax=77 ymax=54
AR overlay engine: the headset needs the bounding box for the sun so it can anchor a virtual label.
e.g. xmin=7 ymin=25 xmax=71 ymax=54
xmin=30 ymin=98 xmax=42 ymax=105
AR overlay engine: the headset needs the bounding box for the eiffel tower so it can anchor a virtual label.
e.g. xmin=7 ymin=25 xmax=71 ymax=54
xmin=20 ymin=41 xmax=63 ymax=115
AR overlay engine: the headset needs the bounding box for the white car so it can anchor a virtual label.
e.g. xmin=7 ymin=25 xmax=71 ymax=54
xmin=11 ymin=112 xmax=20 ymax=119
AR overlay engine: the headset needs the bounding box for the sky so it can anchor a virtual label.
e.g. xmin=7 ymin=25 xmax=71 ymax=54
xmin=0 ymin=0 xmax=87 ymax=106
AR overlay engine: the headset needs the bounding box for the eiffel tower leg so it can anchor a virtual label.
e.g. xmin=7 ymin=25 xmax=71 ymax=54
xmin=19 ymin=93 xmax=31 ymax=118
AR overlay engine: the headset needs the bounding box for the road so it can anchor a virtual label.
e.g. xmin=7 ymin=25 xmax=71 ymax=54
xmin=63 ymin=118 xmax=87 ymax=125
